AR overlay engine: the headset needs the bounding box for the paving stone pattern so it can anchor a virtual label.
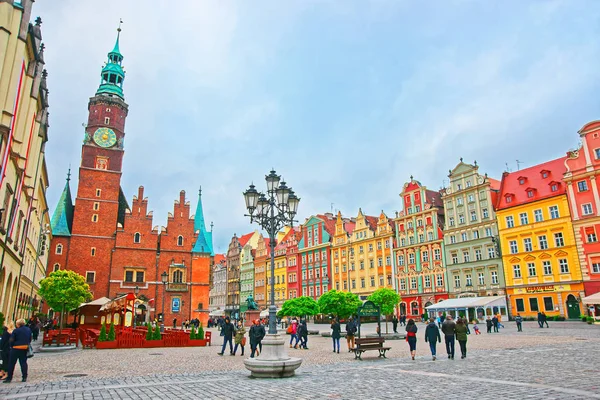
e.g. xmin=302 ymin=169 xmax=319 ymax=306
xmin=1 ymin=322 xmax=599 ymax=399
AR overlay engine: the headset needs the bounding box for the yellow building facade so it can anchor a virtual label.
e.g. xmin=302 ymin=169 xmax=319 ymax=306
xmin=0 ymin=0 xmax=51 ymax=321
xmin=331 ymin=210 xmax=394 ymax=300
xmin=497 ymin=158 xmax=584 ymax=319
xmin=265 ymin=228 xmax=291 ymax=308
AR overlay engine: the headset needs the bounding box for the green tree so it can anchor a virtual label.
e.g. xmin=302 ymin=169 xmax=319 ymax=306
xmin=107 ymin=322 xmax=116 ymax=341
xmin=190 ymin=326 xmax=196 ymax=340
xmin=278 ymin=296 xmax=320 ymax=318
xmin=153 ymin=324 xmax=162 ymax=340
xmin=98 ymin=323 xmax=107 ymax=342
xmin=0 ymin=312 xmax=5 ymax=329
xmin=145 ymin=323 xmax=153 ymax=341
xmin=368 ymin=288 xmax=401 ymax=333
xmin=38 ymin=270 xmax=92 ymax=333
xmin=197 ymin=322 xmax=204 ymax=340
xmin=318 ymin=290 xmax=361 ymax=319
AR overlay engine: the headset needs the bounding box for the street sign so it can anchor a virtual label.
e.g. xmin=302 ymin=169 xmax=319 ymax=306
xmin=357 ymin=300 xmax=381 ymax=338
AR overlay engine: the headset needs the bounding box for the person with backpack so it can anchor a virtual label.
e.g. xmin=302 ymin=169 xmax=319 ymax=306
xmin=289 ymin=318 xmax=299 ymax=349
xmin=455 ymin=318 xmax=469 ymax=359
xmin=441 ymin=315 xmax=456 ymax=360
xmin=515 ymin=313 xmax=523 ymax=332
xmin=217 ymin=317 xmax=235 ymax=356
xmin=298 ymin=319 xmax=309 ymax=349
xmin=249 ymin=320 xmax=261 ymax=358
xmin=331 ymin=317 xmax=341 ymax=353
xmin=424 ymin=317 xmax=441 ymax=361
xmin=345 ymin=317 xmax=357 ymax=351
xmin=405 ymin=319 xmax=418 ymax=360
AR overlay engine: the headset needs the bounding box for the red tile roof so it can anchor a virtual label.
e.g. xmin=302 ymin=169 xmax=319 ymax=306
xmin=365 ymin=216 xmax=378 ymax=231
xmin=344 ymin=220 xmax=356 ymax=235
xmin=238 ymin=232 xmax=255 ymax=247
xmin=214 ymin=254 xmax=226 ymax=264
xmin=316 ymin=214 xmax=336 ymax=236
xmin=496 ymin=156 xmax=567 ymax=210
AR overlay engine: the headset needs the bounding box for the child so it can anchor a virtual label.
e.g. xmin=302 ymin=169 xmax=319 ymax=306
xmin=472 ymin=320 xmax=481 ymax=335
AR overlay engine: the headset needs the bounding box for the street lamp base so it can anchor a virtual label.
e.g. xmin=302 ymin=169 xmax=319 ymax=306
xmin=243 ymin=333 xmax=302 ymax=378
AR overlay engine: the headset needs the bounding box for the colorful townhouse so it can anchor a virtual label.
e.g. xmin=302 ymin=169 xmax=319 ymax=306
xmin=563 ymin=121 xmax=600 ymax=297
xmin=496 ymin=157 xmax=584 ymax=319
xmin=253 ymin=235 xmax=269 ymax=310
xmin=239 ymin=243 xmax=255 ymax=314
xmin=442 ymin=160 xmax=505 ymax=299
xmin=225 ymin=231 xmax=261 ymax=319
xmin=286 ymin=229 xmax=302 ymax=299
xmin=393 ymin=177 xmax=447 ymax=319
xmin=331 ymin=212 xmax=356 ymax=292
xmin=266 ymin=228 xmax=292 ymax=309
xmin=297 ymin=214 xmax=336 ymax=300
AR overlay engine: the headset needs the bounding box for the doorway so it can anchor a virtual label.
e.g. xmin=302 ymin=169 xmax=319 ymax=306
xmin=566 ymin=294 xmax=580 ymax=319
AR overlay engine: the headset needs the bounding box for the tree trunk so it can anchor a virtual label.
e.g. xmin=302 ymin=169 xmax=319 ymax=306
xmin=385 ymin=315 xmax=389 ymax=334
xmin=59 ymin=303 xmax=64 ymax=335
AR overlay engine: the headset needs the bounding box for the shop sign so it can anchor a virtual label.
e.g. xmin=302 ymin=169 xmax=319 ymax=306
xmin=513 ymin=284 xmax=571 ymax=295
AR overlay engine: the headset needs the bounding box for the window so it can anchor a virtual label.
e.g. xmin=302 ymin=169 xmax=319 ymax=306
xmin=475 ymin=249 xmax=482 ymax=261
xmin=516 ymin=298 xmax=525 ymax=312
xmin=450 ymin=236 xmax=456 ymax=244
xmin=468 ymin=194 xmax=474 ymax=202
xmin=534 ymin=209 xmax=543 ymax=222
xmin=551 ymin=184 xmax=558 ymax=192
xmin=529 ymin=298 xmax=539 ymax=312
xmin=461 ymin=233 xmax=468 ymax=241
xmin=485 ymin=227 xmax=493 ymax=237
xmin=398 ymin=255 xmax=405 ymax=266
xmin=437 ymin=274 xmax=443 ymax=287
xmin=478 ymin=272 xmax=484 ymax=285
xmin=56 ymin=244 xmax=63 ymax=255
xmin=359 ymin=261 xmax=364 ymax=270
xmin=465 ymin=274 xmax=472 ymax=286
xmin=554 ymin=232 xmax=564 ymax=247
xmin=400 ymin=279 xmax=406 ymax=290
xmin=93 ymin=202 xmax=100 ymax=211
xmin=543 ymin=297 xmax=554 ymax=311
xmin=92 ymin=214 xmax=98 ymax=222
xmin=559 ymin=259 xmax=569 ymax=274
xmin=409 ymin=253 xmax=415 ymax=264
xmin=527 ymin=190 xmax=534 ymax=198
xmin=519 ymin=213 xmax=528 ymax=225
xmin=592 ymin=263 xmax=600 ymax=273
xmin=588 ymin=231 xmax=598 ymax=243
xmin=509 ymin=240 xmax=518 ymax=254
xmin=434 ymin=249 xmax=441 ymax=260
xmin=360 ymin=278 xmax=365 ymax=288
xmin=578 ymin=180 xmax=588 ymax=192
xmin=96 ymin=189 xmax=101 ymax=197
xmin=538 ymin=235 xmax=548 ymax=250
xmin=53 ymin=263 xmax=60 ymax=272
xmin=104 ymin=117 xmax=110 ymax=125
xmin=549 ymin=206 xmax=560 ymax=219
xmin=488 ymin=247 xmax=495 ymax=259
xmin=411 ymin=277 xmax=417 ymax=289
xmin=528 ymin=262 xmax=536 ymax=276
xmin=428 ymin=232 xmax=433 ymax=241
xmin=459 ymin=214 xmax=465 ymax=224
xmin=417 ymin=219 xmax=423 ymax=227
xmin=409 ymin=237 xmax=415 ymax=245
xmin=91 ymin=247 xmax=96 ymax=256
xmin=401 ymin=239 xmax=406 ymax=246
xmin=506 ymin=216 xmax=514 ymax=228
xmin=86 ymin=272 xmax=95 ymax=283
xmin=466 ymin=181 xmax=472 ymax=188
xmin=463 ymin=251 xmax=470 ymax=263
xmin=582 ymin=203 xmax=593 ymax=216
xmin=473 ymin=230 xmax=480 ymax=239
xmin=177 ymin=235 xmax=184 ymax=246
xmin=491 ymin=271 xmax=498 ymax=284
xmin=513 ymin=265 xmax=521 ymax=278
xmin=457 ymin=184 xmax=462 ymax=190
xmin=457 ymin=197 xmax=463 ymax=205
xmin=524 ymin=238 xmax=532 ymax=252
xmin=595 ymin=148 xmax=600 ymax=160
xmin=368 ymin=244 xmax=373 ymax=252
xmin=519 ymin=178 xmax=525 ymax=185
xmin=359 ymin=246 xmax=364 ymax=254
xmin=470 ymin=211 xmax=477 ymax=222
xmin=125 ymin=271 xmax=134 ymax=282
xmin=422 ymin=251 xmax=429 ymax=262
xmin=482 ymin=208 xmax=489 ymax=218
xmin=378 ymin=257 xmax=383 ymax=267
xmin=377 ymin=242 xmax=382 ymax=250
xmin=418 ymin=234 xmax=424 ymax=243
xmin=369 ymin=259 xmax=374 ymax=269
xmin=543 ymin=261 xmax=552 ymax=275
xmin=424 ymin=275 xmax=431 ymax=288
xmin=136 ymin=271 xmax=145 ymax=283
xmin=134 ymin=232 xmax=141 ymax=243
xmin=454 ymin=275 xmax=461 ymax=288
xmin=452 ymin=253 xmax=458 ymax=264
xmin=506 ymin=196 xmax=512 ymax=203
xmin=449 ymin=217 xmax=455 ymax=227
xmin=386 ymin=256 xmax=391 ymax=265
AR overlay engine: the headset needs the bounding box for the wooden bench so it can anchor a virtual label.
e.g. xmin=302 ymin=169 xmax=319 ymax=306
xmin=353 ymin=337 xmax=390 ymax=360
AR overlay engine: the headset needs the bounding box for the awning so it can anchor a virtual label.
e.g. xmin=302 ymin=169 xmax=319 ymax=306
xmin=79 ymin=297 xmax=111 ymax=308
xmin=209 ymin=310 xmax=225 ymax=317
xmin=425 ymin=296 xmax=507 ymax=311
xmin=99 ymin=294 xmax=136 ymax=312
xmin=582 ymin=292 xmax=600 ymax=305
xmin=259 ymin=309 xmax=269 ymax=318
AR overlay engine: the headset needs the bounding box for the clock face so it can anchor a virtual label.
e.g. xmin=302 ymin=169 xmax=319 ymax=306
xmin=93 ymin=127 xmax=117 ymax=148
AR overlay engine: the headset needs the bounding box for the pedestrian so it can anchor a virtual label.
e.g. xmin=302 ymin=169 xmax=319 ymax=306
xmin=289 ymin=318 xmax=299 ymax=349
xmin=542 ymin=312 xmax=549 ymax=328
xmin=455 ymin=318 xmax=468 ymax=359
xmin=392 ymin=315 xmax=398 ymax=333
xmin=437 ymin=314 xmax=443 ymax=329
xmin=257 ymin=319 xmax=266 ymax=353
xmin=496 ymin=313 xmax=505 ymax=329
xmin=400 ymin=314 xmax=406 ymax=326
xmin=486 ymin=316 xmax=493 ymax=333
xmin=424 ymin=318 xmax=441 ymax=361
xmin=473 ymin=320 xmax=481 ymax=335
xmin=492 ymin=315 xmax=499 ymax=333
xmin=405 ymin=319 xmax=418 ymax=360
xmin=217 ymin=317 xmax=235 ymax=356
xmin=249 ymin=320 xmax=261 ymax=358
xmin=232 ymin=321 xmax=246 ymax=356
xmin=0 ymin=321 xmax=13 ymax=380
xmin=298 ymin=319 xmax=309 ymax=349
xmin=441 ymin=315 xmax=456 ymax=360
xmin=4 ymin=319 xmax=32 ymax=383
xmin=345 ymin=317 xmax=357 ymax=352
xmin=515 ymin=313 xmax=523 ymax=332
xmin=173 ymin=318 xmax=177 ymax=329
xmin=331 ymin=317 xmax=341 ymax=353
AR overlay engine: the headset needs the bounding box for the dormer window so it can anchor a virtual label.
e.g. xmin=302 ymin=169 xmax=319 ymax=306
xmin=518 ymin=177 xmax=527 ymax=185
xmin=550 ymin=181 xmax=560 ymax=192
xmin=527 ymin=190 xmax=534 ymax=198
xmin=540 ymin=170 xmax=550 ymax=179
xmin=505 ymin=194 xmax=513 ymax=203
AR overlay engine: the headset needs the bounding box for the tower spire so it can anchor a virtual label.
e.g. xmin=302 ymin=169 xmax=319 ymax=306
xmin=193 ymin=186 xmax=213 ymax=255
xmin=50 ymin=170 xmax=74 ymax=236
xmin=96 ymin=20 xmax=125 ymax=99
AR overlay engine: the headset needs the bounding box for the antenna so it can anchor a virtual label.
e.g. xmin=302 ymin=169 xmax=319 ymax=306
xmin=505 ymin=162 xmax=511 ymax=173
xmin=516 ymin=160 xmax=523 ymax=171
xmin=331 ymin=203 xmax=334 ymax=213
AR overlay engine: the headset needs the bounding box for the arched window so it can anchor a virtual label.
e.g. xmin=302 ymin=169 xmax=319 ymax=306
xmin=53 ymin=263 xmax=60 ymax=272
xmin=173 ymin=270 xmax=183 ymax=283
xmin=56 ymin=244 xmax=63 ymax=255
xmin=134 ymin=232 xmax=141 ymax=243
xmin=177 ymin=235 xmax=183 ymax=246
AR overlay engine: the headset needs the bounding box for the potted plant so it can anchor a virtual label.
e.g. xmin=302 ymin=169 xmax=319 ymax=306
xmin=587 ymin=316 xmax=595 ymax=325
xmin=96 ymin=323 xmax=118 ymax=349
xmin=189 ymin=324 xmax=208 ymax=346
xmin=143 ymin=323 xmax=164 ymax=348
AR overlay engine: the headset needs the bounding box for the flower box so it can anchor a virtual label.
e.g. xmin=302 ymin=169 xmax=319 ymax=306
xmin=95 ymin=340 xmax=117 ymax=349
xmin=189 ymin=339 xmax=208 ymax=347
xmin=143 ymin=340 xmax=165 ymax=348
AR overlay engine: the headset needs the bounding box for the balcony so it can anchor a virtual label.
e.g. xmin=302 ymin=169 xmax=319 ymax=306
xmin=166 ymin=283 xmax=188 ymax=292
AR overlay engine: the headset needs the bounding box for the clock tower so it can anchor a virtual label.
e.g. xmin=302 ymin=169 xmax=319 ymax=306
xmin=68 ymin=26 xmax=129 ymax=297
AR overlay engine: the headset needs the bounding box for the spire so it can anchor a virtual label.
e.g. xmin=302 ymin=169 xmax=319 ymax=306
xmin=50 ymin=169 xmax=74 ymax=236
xmin=192 ymin=186 xmax=213 ymax=255
xmin=96 ymin=20 xmax=125 ymax=99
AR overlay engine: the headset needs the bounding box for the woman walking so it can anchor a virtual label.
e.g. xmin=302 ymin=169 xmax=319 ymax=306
xmin=4 ymin=319 xmax=31 ymax=383
xmin=424 ymin=318 xmax=441 ymax=361
xmin=232 ymin=321 xmax=246 ymax=356
xmin=455 ymin=318 xmax=469 ymax=359
xmin=331 ymin=317 xmax=341 ymax=353
xmin=405 ymin=319 xmax=418 ymax=360
xmin=289 ymin=318 xmax=298 ymax=349
xmin=0 ymin=321 xmax=13 ymax=380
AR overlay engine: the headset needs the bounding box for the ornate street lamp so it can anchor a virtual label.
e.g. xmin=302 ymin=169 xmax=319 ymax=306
xmin=160 ymin=271 xmax=168 ymax=330
xmin=133 ymin=285 xmax=140 ymax=326
xmin=242 ymin=169 xmax=303 ymax=378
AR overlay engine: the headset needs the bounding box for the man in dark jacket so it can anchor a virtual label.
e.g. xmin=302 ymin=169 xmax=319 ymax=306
xmin=492 ymin=315 xmax=499 ymax=333
xmin=392 ymin=315 xmax=398 ymax=333
xmin=4 ymin=319 xmax=32 ymax=383
xmin=298 ymin=320 xmax=309 ymax=349
xmin=441 ymin=315 xmax=456 ymax=360
xmin=217 ymin=317 xmax=235 ymax=356
xmin=424 ymin=318 xmax=441 ymax=361
xmin=345 ymin=317 xmax=357 ymax=352
xmin=249 ymin=320 xmax=262 ymax=358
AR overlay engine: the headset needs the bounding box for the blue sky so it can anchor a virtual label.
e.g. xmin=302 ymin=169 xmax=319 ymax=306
xmin=37 ymin=0 xmax=600 ymax=254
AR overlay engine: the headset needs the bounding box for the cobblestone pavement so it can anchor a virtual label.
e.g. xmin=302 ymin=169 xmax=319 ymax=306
xmin=0 ymin=322 xmax=598 ymax=399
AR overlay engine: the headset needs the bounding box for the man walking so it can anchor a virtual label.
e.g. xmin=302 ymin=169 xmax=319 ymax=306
xmin=486 ymin=316 xmax=493 ymax=333
xmin=345 ymin=317 xmax=357 ymax=351
xmin=492 ymin=314 xmax=499 ymax=333
xmin=4 ymin=319 xmax=32 ymax=383
xmin=441 ymin=315 xmax=456 ymax=360
xmin=424 ymin=318 xmax=441 ymax=361
xmin=515 ymin=313 xmax=523 ymax=332
xmin=217 ymin=317 xmax=235 ymax=356
xmin=392 ymin=315 xmax=398 ymax=333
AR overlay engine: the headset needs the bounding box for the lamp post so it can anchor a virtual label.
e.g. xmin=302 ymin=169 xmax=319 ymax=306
xmin=242 ymin=169 xmax=303 ymax=378
xmin=161 ymin=271 xmax=168 ymax=331
xmin=133 ymin=285 xmax=140 ymax=326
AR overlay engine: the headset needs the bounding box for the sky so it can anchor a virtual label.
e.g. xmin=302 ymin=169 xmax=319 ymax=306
xmin=36 ymin=0 xmax=600 ymax=254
